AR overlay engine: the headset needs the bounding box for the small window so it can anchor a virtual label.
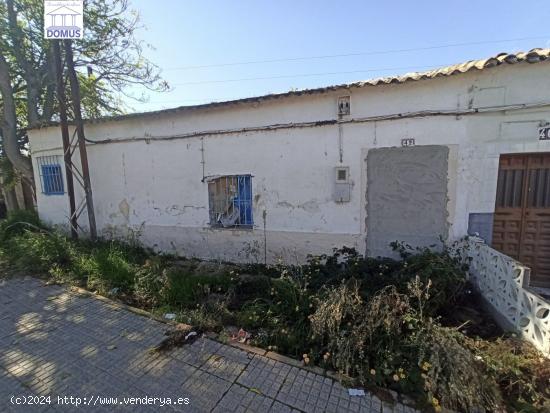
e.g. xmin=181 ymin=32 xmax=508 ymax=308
xmin=208 ymin=175 xmax=253 ymax=228
xmin=37 ymin=155 xmax=64 ymax=195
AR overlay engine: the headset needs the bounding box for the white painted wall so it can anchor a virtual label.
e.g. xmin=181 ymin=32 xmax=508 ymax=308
xmin=28 ymin=62 xmax=550 ymax=263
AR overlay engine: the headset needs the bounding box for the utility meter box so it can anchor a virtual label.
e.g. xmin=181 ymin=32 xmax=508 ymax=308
xmin=333 ymin=166 xmax=351 ymax=202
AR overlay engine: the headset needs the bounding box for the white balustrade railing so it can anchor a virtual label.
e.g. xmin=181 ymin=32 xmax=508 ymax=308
xmin=459 ymin=237 xmax=549 ymax=356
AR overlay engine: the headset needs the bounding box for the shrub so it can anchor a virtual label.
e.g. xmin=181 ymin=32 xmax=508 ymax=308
xmin=392 ymin=244 xmax=467 ymax=316
xmin=0 ymin=209 xmax=44 ymax=242
xmin=238 ymin=277 xmax=314 ymax=357
xmin=468 ymin=337 xmax=550 ymax=412
xmin=310 ymin=277 xmax=504 ymax=412
xmin=231 ymin=273 xmax=272 ymax=307
xmin=0 ymin=215 xmax=545 ymax=412
xmin=9 ymin=231 xmax=74 ymax=273
xmin=162 ymin=268 xmax=233 ymax=308
xmin=182 ymin=299 xmax=235 ymax=332
xmin=239 ymin=263 xmax=282 ymax=278
xmin=304 ymin=246 xmax=467 ymax=318
xmin=84 ymin=242 xmax=139 ymax=293
xmin=310 ymin=281 xmax=412 ymax=380
xmin=133 ymin=257 xmax=168 ymax=307
xmin=414 ymin=324 xmax=502 ymax=412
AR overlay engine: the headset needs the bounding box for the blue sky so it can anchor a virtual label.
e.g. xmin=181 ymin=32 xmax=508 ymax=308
xmin=126 ymin=0 xmax=550 ymax=112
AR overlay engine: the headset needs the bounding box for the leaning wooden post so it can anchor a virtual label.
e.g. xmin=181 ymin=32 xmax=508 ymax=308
xmin=63 ymin=39 xmax=97 ymax=240
xmin=52 ymin=40 xmax=78 ymax=239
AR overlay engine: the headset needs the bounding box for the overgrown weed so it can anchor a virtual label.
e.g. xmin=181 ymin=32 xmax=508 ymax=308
xmin=0 ymin=211 xmax=547 ymax=412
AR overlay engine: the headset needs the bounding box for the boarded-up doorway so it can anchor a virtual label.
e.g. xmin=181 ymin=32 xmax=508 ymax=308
xmin=366 ymin=145 xmax=449 ymax=257
xmin=492 ymin=153 xmax=550 ymax=287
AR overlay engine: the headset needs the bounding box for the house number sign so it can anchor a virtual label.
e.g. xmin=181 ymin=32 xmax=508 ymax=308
xmin=539 ymin=126 xmax=550 ymax=141
xmin=401 ymin=138 xmax=415 ymax=147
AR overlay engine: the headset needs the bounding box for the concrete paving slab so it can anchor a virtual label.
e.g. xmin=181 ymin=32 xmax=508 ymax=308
xmin=0 ymin=276 xmax=418 ymax=412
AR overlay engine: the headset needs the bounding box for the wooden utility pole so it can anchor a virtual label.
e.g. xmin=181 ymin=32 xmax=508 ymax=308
xmin=52 ymin=40 xmax=78 ymax=238
xmin=63 ymin=39 xmax=97 ymax=240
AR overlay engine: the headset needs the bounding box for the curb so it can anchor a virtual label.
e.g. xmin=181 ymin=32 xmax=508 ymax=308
xmin=60 ymin=281 xmax=416 ymax=411
xmin=65 ymin=283 xmax=347 ymax=380
xmin=67 ymin=285 xmax=193 ymax=331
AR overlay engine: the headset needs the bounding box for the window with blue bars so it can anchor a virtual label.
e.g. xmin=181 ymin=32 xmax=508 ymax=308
xmin=208 ymin=175 xmax=253 ymax=228
xmin=37 ymin=156 xmax=64 ymax=195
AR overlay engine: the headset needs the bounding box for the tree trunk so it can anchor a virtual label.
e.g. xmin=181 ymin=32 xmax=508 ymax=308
xmin=0 ymin=52 xmax=34 ymax=183
xmin=21 ymin=178 xmax=36 ymax=210
xmin=1 ymin=185 xmax=19 ymax=212
xmin=7 ymin=0 xmax=40 ymax=126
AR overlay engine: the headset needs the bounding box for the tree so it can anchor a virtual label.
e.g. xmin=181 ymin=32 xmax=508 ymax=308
xmin=0 ymin=0 xmax=166 ymax=209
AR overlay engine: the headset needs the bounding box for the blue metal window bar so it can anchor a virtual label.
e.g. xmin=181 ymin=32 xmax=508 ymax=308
xmin=208 ymin=175 xmax=253 ymax=228
xmin=37 ymin=155 xmax=64 ymax=195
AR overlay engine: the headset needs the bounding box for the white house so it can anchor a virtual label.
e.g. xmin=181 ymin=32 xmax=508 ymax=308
xmin=28 ymin=48 xmax=550 ymax=287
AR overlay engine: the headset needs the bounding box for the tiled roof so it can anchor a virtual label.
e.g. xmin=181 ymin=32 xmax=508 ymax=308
xmin=31 ymin=48 xmax=550 ymax=128
xmin=349 ymin=48 xmax=550 ymax=86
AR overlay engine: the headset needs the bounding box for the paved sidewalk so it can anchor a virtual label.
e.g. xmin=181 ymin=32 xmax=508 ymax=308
xmin=0 ymin=276 xmax=418 ymax=412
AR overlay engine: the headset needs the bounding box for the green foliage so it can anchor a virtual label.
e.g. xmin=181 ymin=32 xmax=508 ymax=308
xmin=391 ymin=242 xmax=468 ymax=316
xmin=77 ymin=72 xmax=122 ymax=119
xmin=0 ymin=209 xmax=44 ymax=241
xmin=0 ymin=211 xmax=72 ymax=275
xmin=162 ymin=269 xmax=233 ymax=309
xmin=239 ymin=263 xmax=282 ymax=278
xmin=133 ymin=256 xmax=168 ymax=308
xmin=0 ymin=212 xmax=147 ymax=294
xmin=8 ymin=230 xmax=73 ymax=273
xmin=467 ymin=337 xmax=550 ymax=412
xmin=0 ymin=0 xmax=166 ymax=186
xmin=231 ymin=274 xmax=272 ymax=305
xmin=0 ymin=0 xmax=165 ymax=124
xmin=237 ymin=277 xmax=314 ymax=356
xmin=84 ymin=243 xmax=139 ymax=293
xmin=303 ymin=245 xmax=466 ymax=318
xmin=0 ymin=157 xmax=19 ymax=190
xmin=179 ymin=300 xmax=234 ymax=332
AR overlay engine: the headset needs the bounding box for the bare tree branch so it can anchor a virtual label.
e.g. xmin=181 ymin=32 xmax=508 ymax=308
xmin=0 ymin=0 xmax=166 ymax=188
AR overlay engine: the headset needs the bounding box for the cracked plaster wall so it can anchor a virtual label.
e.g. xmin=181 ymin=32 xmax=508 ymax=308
xmin=28 ymin=63 xmax=550 ymax=263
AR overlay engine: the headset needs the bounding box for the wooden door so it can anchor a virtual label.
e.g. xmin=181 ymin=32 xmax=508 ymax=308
xmin=492 ymin=153 xmax=550 ymax=287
